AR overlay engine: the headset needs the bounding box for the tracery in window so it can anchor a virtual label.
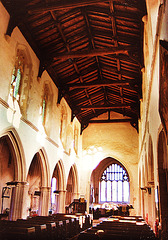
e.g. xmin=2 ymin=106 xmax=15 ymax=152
xmin=99 ymin=163 xmax=129 ymax=203
xmin=7 ymin=54 xmax=24 ymax=128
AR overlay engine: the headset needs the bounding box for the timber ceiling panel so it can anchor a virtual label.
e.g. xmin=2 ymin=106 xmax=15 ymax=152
xmin=2 ymin=0 xmax=146 ymax=132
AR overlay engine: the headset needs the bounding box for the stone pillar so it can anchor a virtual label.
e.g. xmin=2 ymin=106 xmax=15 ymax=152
xmin=57 ymin=190 xmax=66 ymax=213
xmin=39 ymin=187 xmax=51 ymax=216
xmin=9 ymin=182 xmax=28 ymax=221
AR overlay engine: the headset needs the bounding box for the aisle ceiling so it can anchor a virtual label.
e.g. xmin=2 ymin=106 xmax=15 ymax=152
xmin=2 ymin=0 xmax=146 ymax=132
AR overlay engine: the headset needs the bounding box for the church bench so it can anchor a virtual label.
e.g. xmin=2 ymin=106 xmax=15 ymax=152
xmin=0 ymin=224 xmax=35 ymax=240
xmin=0 ymin=220 xmax=47 ymax=240
xmin=17 ymin=219 xmax=57 ymax=240
xmin=31 ymin=214 xmax=81 ymax=236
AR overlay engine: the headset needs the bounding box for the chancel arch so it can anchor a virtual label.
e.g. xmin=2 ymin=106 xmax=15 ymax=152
xmin=157 ymin=129 xmax=168 ymax=239
xmin=0 ymin=129 xmax=25 ymax=220
xmin=65 ymin=164 xmax=79 ymax=206
xmin=27 ymin=149 xmax=50 ymax=216
xmin=51 ymin=160 xmax=66 ymax=213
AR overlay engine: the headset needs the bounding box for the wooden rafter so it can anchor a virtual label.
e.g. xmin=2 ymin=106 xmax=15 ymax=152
xmin=27 ymin=0 xmax=140 ymax=14
xmin=81 ymin=8 xmax=109 ymax=104
xmin=89 ymin=118 xmax=132 ymax=123
xmin=1 ymin=0 xmax=146 ymax=131
xmin=68 ymin=81 xmax=130 ymax=90
xmin=50 ymin=10 xmax=95 ymax=113
xmin=80 ymin=104 xmax=131 ymax=110
xmin=53 ymin=46 xmax=132 ymax=60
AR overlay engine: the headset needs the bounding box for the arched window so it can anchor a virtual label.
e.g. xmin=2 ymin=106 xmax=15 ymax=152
xmin=10 ymin=55 xmax=24 ymax=100
xmin=99 ymin=163 xmax=129 ymax=203
xmin=38 ymin=83 xmax=52 ymax=136
xmin=51 ymin=177 xmax=57 ymax=205
xmin=41 ymin=94 xmax=47 ymax=126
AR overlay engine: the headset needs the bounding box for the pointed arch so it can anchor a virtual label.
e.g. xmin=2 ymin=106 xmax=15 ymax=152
xmin=65 ymin=163 xmax=79 ymax=205
xmin=91 ymin=157 xmax=130 ymax=204
xmin=0 ymin=128 xmax=26 ymax=220
xmin=38 ymin=148 xmax=50 ymax=187
xmin=26 ymin=148 xmax=50 ymax=216
xmin=157 ymin=129 xmax=168 ymax=236
xmin=0 ymin=128 xmax=26 ymax=181
xmin=51 ymin=160 xmax=66 ymax=213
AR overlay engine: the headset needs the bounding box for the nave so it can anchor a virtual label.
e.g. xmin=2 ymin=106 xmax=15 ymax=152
xmin=0 ymin=214 xmax=157 ymax=240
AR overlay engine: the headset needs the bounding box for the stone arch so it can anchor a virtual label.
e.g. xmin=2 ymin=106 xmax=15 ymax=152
xmin=157 ymin=129 xmax=168 ymax=238
xmin=0 ymin=128 xmax=26 ymax=220
xmin=65 ymin=164 xmax=79 ymax=206
xmin=26 ymin=148 xmax=50 ymax=216
xmin=51 ymin=160 xmax=66 ymax=213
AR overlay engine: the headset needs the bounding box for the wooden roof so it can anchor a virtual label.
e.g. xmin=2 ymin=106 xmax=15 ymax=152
xmin=2 ymin=0 xmax=146 ymax=132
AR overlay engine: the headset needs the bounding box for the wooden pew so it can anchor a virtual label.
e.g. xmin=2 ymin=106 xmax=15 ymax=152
xmin=0 ymin=220 xmax=47 ymax=240
xmin=77 ymin=217 xmax=156 ymax=240
xmin=0 ymin=221 xmax=35 ymax=240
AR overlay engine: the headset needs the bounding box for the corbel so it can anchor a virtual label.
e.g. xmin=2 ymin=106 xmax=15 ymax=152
xmin=38 ymin=61 xmax=46 ymax=78
xmin=57 ymin=87 xmax=64 ymax=104
xmin=71 ymin=110 xmax=76 ymax=122
xmin=80 ymin=122 xmax=89 ymax=135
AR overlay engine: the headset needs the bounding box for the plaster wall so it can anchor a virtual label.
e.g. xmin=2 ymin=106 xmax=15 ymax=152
xmin=82 ymin=121 xmax=139 ymax=215
xmin=0 ymin=2 xmax=82 ymax=218
xmin=138 ymin=0 xmax=168 ymax=230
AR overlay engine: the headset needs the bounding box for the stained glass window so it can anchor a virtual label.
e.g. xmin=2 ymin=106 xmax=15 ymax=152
xmin=11 ymin=55 xmax=24 ymax=100
xmin=42 ymin=98 xmax=46 ymax=125
xmin=99 ymin=163 xmax=129 ymax=203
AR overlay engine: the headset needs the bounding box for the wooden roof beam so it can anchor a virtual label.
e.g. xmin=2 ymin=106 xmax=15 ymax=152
xmin=53 ymin=46 xmax=131 ymax=60
xmin=89 ymin=118 xmax=132 ymax=123
xmin=68 ymin=81 xmax=130 ymax=90
xmin=80 ymin=104 xmax=131 ymax=110
xmin=27 ymin=0 xmax=138 ymax=14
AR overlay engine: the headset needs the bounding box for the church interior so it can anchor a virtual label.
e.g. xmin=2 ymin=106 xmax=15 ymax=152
xmin=0 ymin=0 xmax=168 ymax=239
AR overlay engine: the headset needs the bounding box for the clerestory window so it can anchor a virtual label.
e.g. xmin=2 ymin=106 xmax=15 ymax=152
xmin=99 ymin=163 xmax=129 ymax=203
xmin=10 ymin=55 xmax=24 ymax=100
